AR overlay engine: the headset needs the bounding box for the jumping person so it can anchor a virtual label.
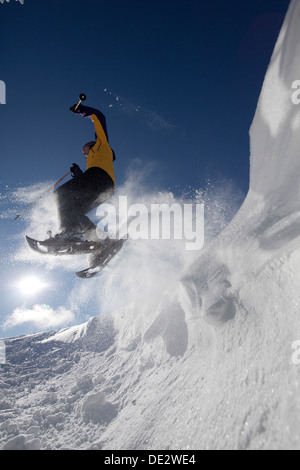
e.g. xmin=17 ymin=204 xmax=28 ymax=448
xmin=53 ymin=103 xmax=116 ymax=242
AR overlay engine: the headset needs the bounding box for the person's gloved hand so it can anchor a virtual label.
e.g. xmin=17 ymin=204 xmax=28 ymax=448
xmin=69 ymin=103 xmax=82 ymax=113
xmin=70 ymin=163 xmax=83 ymax=178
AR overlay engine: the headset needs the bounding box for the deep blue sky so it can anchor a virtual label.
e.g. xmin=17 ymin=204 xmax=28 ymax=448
xmin=0 ymin=0 xmax=290 ymax=338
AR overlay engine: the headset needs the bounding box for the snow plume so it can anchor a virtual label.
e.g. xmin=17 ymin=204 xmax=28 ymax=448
xmin=12 ymin=181 xmax=58 ymax=237
xmin=9 ymin=160 xmax=243 ymax=328
xmin=103 ymin=88 xmax=178 ymax=132
xmin=94 ymin=169 xmax=243 ymax=317
xmin=0 ymin=186 xmax=15 ymax=220
xmin=12 ymin=181 xmax=84 ymax=271
xmin=192 ymin=178 xmax=244 ymax=241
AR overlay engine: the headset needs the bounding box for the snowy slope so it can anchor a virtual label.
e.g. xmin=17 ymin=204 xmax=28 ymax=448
xmin=1 ymin=0 xmax=300 ymax=450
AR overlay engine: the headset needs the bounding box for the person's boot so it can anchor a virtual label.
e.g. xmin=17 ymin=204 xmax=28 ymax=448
xmin=54 ymin=228 xmax=84 ymax=242
xmin=82 ymin=226 xmax=109 ymax=243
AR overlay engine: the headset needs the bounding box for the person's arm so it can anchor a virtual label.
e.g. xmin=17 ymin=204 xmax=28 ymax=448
xmin=70 ymin=103 xmax=116 ymax=161
xmin=70 ymin=104 xmax=109 ymax=142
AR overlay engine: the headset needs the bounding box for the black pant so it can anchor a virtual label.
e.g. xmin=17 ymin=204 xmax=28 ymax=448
xmin=54 ymin=167 xmax=115 ymax=232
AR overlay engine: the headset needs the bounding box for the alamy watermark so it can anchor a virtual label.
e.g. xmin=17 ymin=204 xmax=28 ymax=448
xmin=0 ymin=340 xmax=6 ymax=365
xmin=96 ymin=196 xmax=204 ymax=251
xmin=0 ymin=1 xmax=24 ymax=4
xmin=0 ymin=81 xmax=5 ymax=104
xmin=291 ymin=81 xmax=300 ymax=105
xmin=291 ymin=340 xmax=300 ymax=365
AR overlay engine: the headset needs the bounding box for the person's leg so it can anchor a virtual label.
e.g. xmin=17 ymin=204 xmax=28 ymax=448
xmin=77 ymin=169 xmax=114 ymax=214
xmin=54 ymin=168 xmax=114 ymax=236
xmin=54 ymin=174 xmax=89 ymax=233
xmin=77 ymin=168 xmax=115 ymax=240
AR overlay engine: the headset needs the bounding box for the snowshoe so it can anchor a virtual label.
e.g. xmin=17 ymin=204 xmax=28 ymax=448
xmin=75 ymin=238 xmax=126 ymax=278
xmin=26 ymin=234 xmax=104 ymax=256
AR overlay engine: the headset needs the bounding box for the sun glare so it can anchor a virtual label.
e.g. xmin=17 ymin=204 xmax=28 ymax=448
xmin=18 ymin=276 xmax=48 ymax=296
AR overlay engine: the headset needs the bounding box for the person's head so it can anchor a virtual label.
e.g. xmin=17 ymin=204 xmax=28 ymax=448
xmin=82 ymin=141 xmax=96 ymax=157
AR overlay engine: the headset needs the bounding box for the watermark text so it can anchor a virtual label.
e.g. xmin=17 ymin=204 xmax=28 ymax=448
xmin=96 ymin=196 xmax=204 ymax=251
xmin=0 ymin=340 xmax=6 ymax=365
xmin=291 ymin=340 xmax=300 ymax=365
xmin=0 ymin=1 xmax=24 ymax=4
xmin=0 ymin=81 xmax=6 ymax=104
xmin=291 ymin=80 xmax=300 ymax=105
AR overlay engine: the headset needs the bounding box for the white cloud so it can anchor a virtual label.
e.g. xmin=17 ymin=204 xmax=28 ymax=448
xmin=2 ymin=304 xmax=75 ymax=330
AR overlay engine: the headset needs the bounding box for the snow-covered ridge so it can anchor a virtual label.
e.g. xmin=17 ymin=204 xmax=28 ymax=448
xmin=1 ymin=0 xmax=300 ymax=450
xmin=250 ymin=0 xmax=300 ymax=215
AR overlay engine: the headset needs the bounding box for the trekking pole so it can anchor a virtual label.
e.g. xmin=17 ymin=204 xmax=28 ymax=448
xmin=14 ymin=171 xmax=71 ymax=220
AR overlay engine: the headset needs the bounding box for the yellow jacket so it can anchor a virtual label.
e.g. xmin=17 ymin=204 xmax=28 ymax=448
xmin=87 ymin=113 xmax=115 ymax=185
xmin=79 ymin=105 xmax=115 ymax=185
